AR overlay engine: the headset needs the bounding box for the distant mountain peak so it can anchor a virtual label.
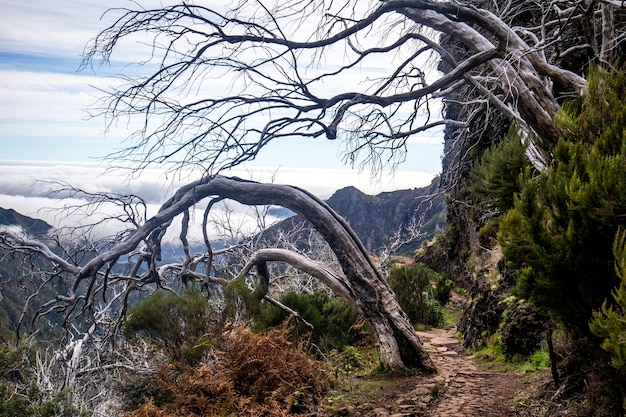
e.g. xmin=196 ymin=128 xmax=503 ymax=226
xmin=267 ymin=177 xmax=445 ymax=255
xmin=332 ymin=185 xmax=363 ymax=194
xmin=0 ymin=207 xmax=52 ymax=237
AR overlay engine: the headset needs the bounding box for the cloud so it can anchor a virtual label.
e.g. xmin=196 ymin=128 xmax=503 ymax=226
xmin=0 ymin=0 xmax=443 ymax=244
xmin=0 ymin=189 xmax=283 ymax=244
xmin=0 ymin=160 xmax=436 ymax=201
xmin=0 ymin=68 xmax=145 ymax=141
xmin=0 ymin=0 xmax=185 ymax=59
xmin=0 ymin=160 xmax=437 ymax=241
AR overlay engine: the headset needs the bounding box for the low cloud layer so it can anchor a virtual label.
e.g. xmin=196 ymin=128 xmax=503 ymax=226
xmin=0 ymin=0 xmax=442 ymax=243
xmin=0 ymin=160 xmax=437 ymax=241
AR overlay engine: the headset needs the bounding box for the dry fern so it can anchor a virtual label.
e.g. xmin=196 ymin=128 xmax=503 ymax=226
xmin=122 ymin=327 xmax=332 ymax=416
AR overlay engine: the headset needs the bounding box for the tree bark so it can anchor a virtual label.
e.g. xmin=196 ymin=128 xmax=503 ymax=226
xmin=75 ymin=175 xmax=435 ymax=372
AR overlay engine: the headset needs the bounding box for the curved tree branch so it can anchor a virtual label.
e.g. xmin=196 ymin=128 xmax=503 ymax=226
xmin=237 ymin=247 xmax=356 ymax=309
xmin=2 ymin=175 xmax=436 ymax=371
xmin=82 ymin=0 xmax=626 ymax=176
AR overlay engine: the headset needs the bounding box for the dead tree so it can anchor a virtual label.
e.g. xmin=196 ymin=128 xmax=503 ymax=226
xmin=0 ymin=175 xmax=435 ymax=371
xmin=12 ymin=0 xmax=623 ymax=375
xmin=82 ymin=0 xmax=626 ymax=176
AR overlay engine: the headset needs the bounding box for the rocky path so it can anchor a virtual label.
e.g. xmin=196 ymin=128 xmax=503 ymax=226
xmin=341 ymin=325 xmax=531 ymax=417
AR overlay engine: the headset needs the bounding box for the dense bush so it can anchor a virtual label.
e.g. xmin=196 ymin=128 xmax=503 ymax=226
xmin=122 ymin=286 xmax=214 ymax=364
xmin=433 ymin=273 xmax=454 ymax=306
xmin=256 ymin=291 xmax=370 ymax=352
xmin=121 ymin=328 xmax=331 ymax=417
xmin=469 ymin=124 xmax=531 ymax=217
xmin=498 ymin=299 xmax=548 ymax=358
xmin=387 ymin=263 xmax=448 ymax=327
xmin=499 ymin=67 xmax=626 ymax=343
xmin=590 ymin=229 xmax=626 ymax=373
xmin=497 ymin=67 xmax=626 ymax=412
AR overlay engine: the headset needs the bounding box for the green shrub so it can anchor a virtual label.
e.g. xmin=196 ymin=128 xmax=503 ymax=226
xmin=528 ymin=348 xmax=551 ymax=369
xmin=424 ymin=298 xmax=444 ymax=328
xmin=499 ymin=67 xmax=626 ymax=343
xmin=387 ymin=263 xmax=445 ymax=327
xmin=34 ymin=388 xmax=89 ymax=417
xmin=433 ymin=274 xmax=454 ymax=306
xmin=122 ymin=286 xmax=213 ymax=364
xmin=0 ymin=343 xmax=28 ymax=383
xmin=498 ymin=300 xmax=548 ymax=358
xmin=0 ymin=384 xmax=31 ymax=417
xmin=256 ymin=291 xmax=370 ymax=353
xmin=469 ymin=124 xmax=530 ymax=215
xmin=327 ymin=345 xmax=378 ymax=376
xmin=120 ymin=374 xmax=174 ymax=410
xmin=477 ymin=219 xmax=500 ymax=247
xmin=590 ymin=229 xmax=626 ymax=373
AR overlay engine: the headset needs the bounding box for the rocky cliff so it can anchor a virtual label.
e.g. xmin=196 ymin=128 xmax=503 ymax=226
xmin=266 ymin=177 xmax=445 ymax=255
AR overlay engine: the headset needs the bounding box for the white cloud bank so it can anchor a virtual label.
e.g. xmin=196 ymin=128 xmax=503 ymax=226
xmin=0 ymin=0 xmax=443 ymax=241
xmin=0 ymin=160 xmax=437 ymax=240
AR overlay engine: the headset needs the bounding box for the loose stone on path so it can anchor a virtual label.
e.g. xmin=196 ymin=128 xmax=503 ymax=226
xmin=330 ymin=324 xmax=531 ymax=416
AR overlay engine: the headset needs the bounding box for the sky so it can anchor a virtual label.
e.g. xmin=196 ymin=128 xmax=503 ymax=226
xmin=0 ymin=0 xmax=444 ymax=234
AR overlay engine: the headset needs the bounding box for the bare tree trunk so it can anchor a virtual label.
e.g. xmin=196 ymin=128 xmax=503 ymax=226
xmin=546 ymin=321 xmax=561 ymax=388
xmin=76 ymin=175 xmax=435 ymax=371
xmin=600 ymin=4 xmax=616 ymax=65
xmin=203 ymin=177 xmax=435 ymax=371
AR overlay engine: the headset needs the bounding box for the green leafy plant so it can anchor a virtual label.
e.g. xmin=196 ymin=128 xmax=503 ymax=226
xmin=256 ymin=291 xmax=370 ymax=352
xmin=122 ymin=285 xmax=213 ymax=364
xmin=590 ymin=228 xmax=626 ymax=372
xmin=387 ymin=263 xmax=445 ymax=327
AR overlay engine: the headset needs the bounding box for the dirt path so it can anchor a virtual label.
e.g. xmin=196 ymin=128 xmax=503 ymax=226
xmin=332 ymin=325 xmax=532 ymax=417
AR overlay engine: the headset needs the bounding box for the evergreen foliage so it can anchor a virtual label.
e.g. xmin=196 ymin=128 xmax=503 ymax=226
xmin=499 ymin=299 xmax=548 ymax=358
xmin=122 ymin=286 xmax=213 ymax=364
xmin=257 ymin=291 xmax=370 ymax=352
xmin=470 ymin=124 xmax=531 ymax=215
xmin=499 ymin=66 xmax=626 ymax=342
xmin=387 ymin=263 xmax=447 ymax=327
xmin=433 ymin=273 xmax=454 ymax=306
xmin=590 ymin=229 xmax=626 ymax=372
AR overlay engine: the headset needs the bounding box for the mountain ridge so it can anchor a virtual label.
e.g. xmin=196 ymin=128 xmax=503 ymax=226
xmin=0 ymin=207 xmax=52 ymax=236
xmin=265 ymin=177 xmax=445 ymax=255
xmin=0 ymin=179 xmax=445 ymax=257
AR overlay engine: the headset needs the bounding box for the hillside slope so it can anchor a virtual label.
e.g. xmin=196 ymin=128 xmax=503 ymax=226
xmin=267 ymin=177 xmax=445 ymax=255
xmin=0 ymin=207 xmax=51 ymax=236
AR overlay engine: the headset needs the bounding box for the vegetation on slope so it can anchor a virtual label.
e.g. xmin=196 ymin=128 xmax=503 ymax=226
xmin=590 ymin=228 xmax=626 ymax=375
xmin=387 ymin=263 xmax=452 ymax=328
xmin=121 ymin=328 xmax=332 ymax=417
xmin=500 ymin=67 xmax=626 ymax=346
xmin=425 ymin=66 xmax=626 ymax=415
